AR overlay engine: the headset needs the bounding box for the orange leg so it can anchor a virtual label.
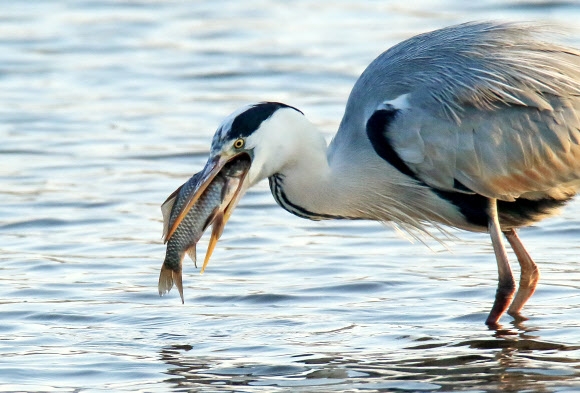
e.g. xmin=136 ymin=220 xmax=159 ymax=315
xmin=504 ymin=229 xmax=540 ymax=318
xmin=486 ymin=199 xmax=516 ymax=326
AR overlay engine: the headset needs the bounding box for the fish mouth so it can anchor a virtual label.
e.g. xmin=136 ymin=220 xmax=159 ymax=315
xmin=166 ymin=152 xmax=252 ymax=273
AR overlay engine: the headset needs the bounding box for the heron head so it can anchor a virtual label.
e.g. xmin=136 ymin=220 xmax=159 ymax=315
xmin=208 ymin=102 xmax=307 ymax=187
xmin=169 ymin=102 xmax=309 ymax=271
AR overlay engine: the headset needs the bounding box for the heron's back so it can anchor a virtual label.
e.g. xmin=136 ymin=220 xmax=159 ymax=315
xmin=328 ymin=21 xmax=580 ymax=231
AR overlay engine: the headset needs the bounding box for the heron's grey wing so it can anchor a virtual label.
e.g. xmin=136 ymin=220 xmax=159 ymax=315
xmin=354 ymin=22 xmax=580 ymax=201
xmin=386 ymin=98 xmax=580 ymax=201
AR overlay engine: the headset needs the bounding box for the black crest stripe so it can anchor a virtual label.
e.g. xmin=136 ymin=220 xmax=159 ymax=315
xmin=230 ymin=102 xmax=303 ymax=138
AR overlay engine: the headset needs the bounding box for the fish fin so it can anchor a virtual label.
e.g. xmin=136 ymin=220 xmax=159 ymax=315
xmin=158 ymin=265 xmax=174 ymax=296
xmin=186 ymin=244 xmax=197 ymax=268
xmin=158 ymin=265 xmax=185 ymax=304
xmin=174 ymin=270 xmax=184 ymax=304
xmin=161 ymin=185 xmax=182 ymax=242
xmin=213 ymin=212 xmax=226 ymax=239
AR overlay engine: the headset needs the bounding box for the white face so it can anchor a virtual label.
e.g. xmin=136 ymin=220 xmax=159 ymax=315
xmin=244 ymin=109 xmax=301 ymax=185
xmin=209 ymin=104 xmax=308 ymax=187
xmin=209 ymin=103 xmax=256 ymax=156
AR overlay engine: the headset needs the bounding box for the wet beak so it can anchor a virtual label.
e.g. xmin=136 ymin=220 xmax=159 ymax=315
xmin=200 ymin=170 xmax=247 ymax=273
xmin=165 ymin=155 xmax=226 ymax=241
xmin=166 ymin=153 xmax=250 ymax=272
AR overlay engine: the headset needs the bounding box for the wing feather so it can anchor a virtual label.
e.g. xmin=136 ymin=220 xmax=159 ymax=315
xmin=350 ymin=22 xmax=580 ymax=201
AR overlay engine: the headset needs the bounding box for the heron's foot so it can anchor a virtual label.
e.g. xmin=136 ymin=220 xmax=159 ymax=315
xmin=507 ymin=309 xmax=529 ymax=323
xmin=485 ymin=281 xmax=516 ymax=326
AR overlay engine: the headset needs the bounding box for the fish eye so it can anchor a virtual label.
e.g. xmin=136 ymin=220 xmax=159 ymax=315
xmin=233 ymin=138 xmax=245 ymax=149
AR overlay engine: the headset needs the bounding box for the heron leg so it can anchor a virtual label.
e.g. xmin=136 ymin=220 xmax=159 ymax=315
xmin=486 ymin=198 xmax=516 ymax=326
xmin=504 ymin=229 xmax=540 ymax=318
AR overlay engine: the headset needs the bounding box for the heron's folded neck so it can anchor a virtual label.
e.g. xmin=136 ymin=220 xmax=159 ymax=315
xmin=267 ymin=127 xmax=360 ymax=220
xmin=266 ymin=120 xmax=457 ymax=229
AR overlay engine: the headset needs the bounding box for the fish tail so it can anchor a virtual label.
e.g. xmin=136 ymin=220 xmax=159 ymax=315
xmin=158 ymin=264 xmax=185 ymax=304
xmin=158 ymin=265 xmax=174 ymax=296
xmin=174 ymin=270 xmax=184 ymax=304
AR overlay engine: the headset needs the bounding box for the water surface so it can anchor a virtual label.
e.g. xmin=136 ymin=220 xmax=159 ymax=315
xmin=2 ymin=1 xmax=580 ymax=391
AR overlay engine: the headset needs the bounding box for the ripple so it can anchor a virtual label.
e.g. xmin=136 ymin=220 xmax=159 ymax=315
xmin=2 ymin=1 xmax=580 ymax=392
xmin=301 ymin=281 xmax=395 ymax=294
xmin=0 ymin=218 xmax=113 ymax=230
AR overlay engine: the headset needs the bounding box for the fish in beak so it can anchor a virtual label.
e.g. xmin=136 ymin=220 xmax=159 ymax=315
xmin=159 ymin=153 xmax=251 ymax=302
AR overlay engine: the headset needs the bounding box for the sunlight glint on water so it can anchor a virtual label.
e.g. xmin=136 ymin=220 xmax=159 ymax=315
xmin=1 ymin=1 xmax=580 ymax=391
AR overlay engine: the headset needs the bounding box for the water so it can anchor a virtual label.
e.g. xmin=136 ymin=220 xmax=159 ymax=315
xmin=2 ymin=1 xmax=580 ymax=391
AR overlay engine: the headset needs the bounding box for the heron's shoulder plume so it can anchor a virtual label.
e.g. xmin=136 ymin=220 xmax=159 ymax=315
xmin=356 ymin=21 xmax=580 ymax=123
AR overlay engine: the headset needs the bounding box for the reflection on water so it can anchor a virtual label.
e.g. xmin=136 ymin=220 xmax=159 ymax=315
xmin=160 ymin=322 xmax=580 ymax=392
xmin=2 ymin=0 xmax=580 ymax=391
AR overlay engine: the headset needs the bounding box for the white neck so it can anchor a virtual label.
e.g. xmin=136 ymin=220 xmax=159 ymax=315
xmin=249 ymin=108 xmax=462 ymax=229
xmin=274 ymin=136 xmax=466 ymax=234
xmin=253 ymin=110 xmax=377 ymax=220
xmin=244 ymin=109 xmax=352 ymax=219
xmin=269 ymin=136 xmax=345 ymax=220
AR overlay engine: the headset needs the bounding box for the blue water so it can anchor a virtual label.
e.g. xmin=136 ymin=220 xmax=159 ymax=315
xmin=2 ymin=1 xmax=580 ymax=391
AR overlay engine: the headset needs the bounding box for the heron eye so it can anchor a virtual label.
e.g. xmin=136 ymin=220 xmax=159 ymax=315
xmin=233 ymin=138 xmax=245 ymax=149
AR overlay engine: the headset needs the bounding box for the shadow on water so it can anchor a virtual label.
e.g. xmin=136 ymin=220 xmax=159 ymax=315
xmin=159 ymin=321 xmax=580 ymax=392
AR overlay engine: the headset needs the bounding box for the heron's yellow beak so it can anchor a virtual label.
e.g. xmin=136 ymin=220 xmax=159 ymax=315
xmin=200 ymin=170 xmax=247 ymax=273
xmin=166 ymin=153 xmax=250 ymax=273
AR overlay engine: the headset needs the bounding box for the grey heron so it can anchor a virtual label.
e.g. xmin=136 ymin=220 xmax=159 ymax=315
xmin=166 ymin=21 xmax=580 ymax=325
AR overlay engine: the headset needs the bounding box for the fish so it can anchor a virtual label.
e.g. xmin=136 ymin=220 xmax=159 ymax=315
xmin=158 ymin=156 xmax=251 ymax=303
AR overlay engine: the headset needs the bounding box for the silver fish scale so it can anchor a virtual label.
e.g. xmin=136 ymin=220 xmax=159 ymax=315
xmin=167 ymin=158 xmax=249 ymax=231
xmin=167 ymin=172 xmax=202 ymax=233
xmin=163 ymin=175 xmax=226 ymax=271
